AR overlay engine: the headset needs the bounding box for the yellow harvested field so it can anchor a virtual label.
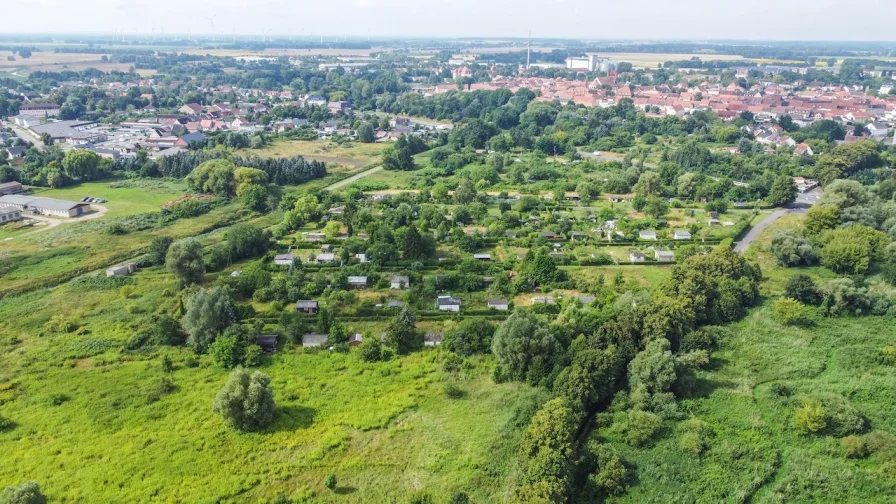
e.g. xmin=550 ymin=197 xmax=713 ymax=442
xmin=0 ymin=51 xmax=154 ymax=75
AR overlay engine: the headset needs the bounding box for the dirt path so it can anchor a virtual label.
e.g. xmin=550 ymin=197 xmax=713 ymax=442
xmin=3 ymin=205 xmax=108 ymax=241
xmin=324 ymin=166 xmax=383 ymax=191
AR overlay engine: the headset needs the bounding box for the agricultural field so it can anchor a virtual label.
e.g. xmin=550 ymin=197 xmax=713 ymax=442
xmin=0 ymin=50 xmax=153 ymax=76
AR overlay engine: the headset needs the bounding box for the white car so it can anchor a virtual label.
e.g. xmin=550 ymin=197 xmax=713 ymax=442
xmin=592 ymin=151 xmax=601 ymax=156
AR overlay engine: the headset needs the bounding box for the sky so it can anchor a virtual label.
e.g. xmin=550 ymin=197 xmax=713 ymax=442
xmin=2 ymin=0 xmax=896 ymax=41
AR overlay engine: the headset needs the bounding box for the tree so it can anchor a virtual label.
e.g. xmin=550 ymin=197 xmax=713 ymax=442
xmin=820 ymin=225 xmax=889 ymax=275
xmin=227 ymin=223 xmax=270 ymax=260
xmin=209 ymin=324 xmax=263 ymax=369
xmin=514 ymin=398 xmax=575 ymax=503
xmin=385 ymin=307 xmax=419 ymax=354
xmin=147 ymin=236 xmax=173 ymax=266
xmin=773 ymin=298 xmax=805 ymax=325
xmin=643 ymin=197 xmax=669 ymax=219
xmin=358 ymin=337 xmax=384 ymax=362
xmin=212 ymin=369 xmax=276 ymax=431
xmin=233 ymin=167 xmax=268 ymax=196
xmin=492 ymin=311 xmax=559 ymax=385
xmin=444 ymin=318 xmax=495 ymax=356
xmin=805 ymin=205 xmax=840 ymax=235
xmin=455 ymin=178 xmax=477 ymax=204
xmin=0 ymin=482 xmax=46 ymax=504
xmin=61 ymin=149 xmax=100 ymax=180
xmin=166 ymin=237 xmax=205 ymax=285
xmin=628 ymin=338 xmax=678 ymax=415
xmin=784 ymin=274 xmax=819 ymax=304
xmin=402 ymin=226 xmax=434 ymax=260
xmin=633 ymin=171 xmax=661 ymax=197
xmin=769 ymin=174 xmax=797 ymax=206
xmin=357 ymin=123 xmax=375 ymax=143
xmin=181 ymin=287 xmax=237 ymax=353
xmin=770 ymin=230 xmax=817 ymax=266
xmin=240 ymin=184 xmax=269 ymax=212
xmin=186 ymin=159 xmax=236 ymax=196
xmin=150 ymin=314 xmax=184 ymax=346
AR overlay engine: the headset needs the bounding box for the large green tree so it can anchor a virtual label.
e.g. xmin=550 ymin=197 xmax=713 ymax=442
xmin=212 ymin=369 xmax=276 ymax=431
xmin=181 ymin=287 xmax=237 ymax=353
xmin=61 ymin=149 xmax=100 ymax=180
xmin=0 ymin=482 xmax=46 ymax=504
xmin=165 ymin=237 xmax=205 ymax=285
xmin=769 ymin=175 xmax=797 ymax=206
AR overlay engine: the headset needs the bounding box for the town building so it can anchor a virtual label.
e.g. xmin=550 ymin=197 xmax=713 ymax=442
xmin=0 ymin=206 xmax=22 ymax=224
xmin=0 ymin=195 xmax=91 ymax=218
xmin=487 ymin=298 xmax=510 ymax=311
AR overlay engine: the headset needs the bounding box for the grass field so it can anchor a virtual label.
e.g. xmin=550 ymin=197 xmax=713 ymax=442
xmin=29 ymin=179 xmax=189 ymax=218
xmin=601 ymin=306 xmax=896 ymax=504
xmin=243 ymin=141 xmax=387 ymax=171
xmin=0 ymin=269 xmax=545 ymax=503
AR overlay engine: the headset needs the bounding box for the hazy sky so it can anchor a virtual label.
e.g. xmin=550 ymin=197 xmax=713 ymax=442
xmin=3 ymin=0 xmax=896 ymax=41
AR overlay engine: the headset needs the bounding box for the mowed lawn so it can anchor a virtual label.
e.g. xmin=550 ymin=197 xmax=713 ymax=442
xmin=0 ymin=270 xmax=544 ymax=503
xmin=244 ymin=140 xmax=387 ymax=171
xmin=29 ymin=179 xmax=189 ymax=218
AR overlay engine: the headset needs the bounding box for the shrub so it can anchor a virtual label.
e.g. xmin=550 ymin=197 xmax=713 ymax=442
xmin=358 ymin=338 xmax=383 ymax=362
xmin=879 ymin=345 xmax=896 ymax=366
xmin=819 ymin=394 xmax=867 ymax=436
xmin=773 ymin=298 xmax=805 ymax=326
xmin=443 ymin=383 xmax=466 ymax=399
xmin=408 ymin=492 xmax=434 ymax=504
xmin=449 ymin=492 xmax=470 ymax=504
xmin=842 ymin=435 xmax=870 ymax=458
xmin=212 ymin=369 xmax=276 ymax=432
xmin=794 ymin=399 xmax=827 ymax=434
xmin=590 ymin=443 xmax=628 ymax=495
xmin=0 ymin=481 xmax=47 ymax=504
xmin=622 ymin=410 xmax=663 ymax=447
xmin=784 ymin=274 xmax=819 ymax=304
xmin=679 ymin=418 xmax=714 ymax=456
xmin=0 ymin=415 xmax=12 ymax=431
xmin=771 ymin=230 xmax=816 ymax=266
xmin=324 ymin=473 xmax=337 ymax=491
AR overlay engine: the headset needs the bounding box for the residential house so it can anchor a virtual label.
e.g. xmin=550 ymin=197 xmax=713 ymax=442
xmin=793 ymin=143 xmax=814 ymax=156
xmin=6 ymin=146 xmax=25 ymax=159
xmin=630 ymin=251 xmax=646 ymax=263
xmin=386 ymin=300 xmax=404 ymax=309
xmin=347 ymin=276 xmax=368 ymax=288
xmin=327 ymin=101 xmax=352 ymax=114
xmin=867 ymin=122 xmax=890 ymax=139
xmin=348 ymin=334 xmax=363 ymax=346
xmin=673 ymin=230 xmax=692 ymax=240
xmin=437 ymin=295 xmax=461 ymax=312
xmin=315 ymin=253 xmax=336 ymax=264
xmin=295 ymin=300 xmax=319 ymax=314
xmin=305 ymin=232 xmax=326 ymax=242
xmin=487 ymin=298 xmax=510 ymax=311
xmin=655 ymin=250 xmax=675 ymax=262
xmin=302 ymin=333 xmax=328 ymax=348
xmin=473 ymin=253 xmax=492 ymax=261
xmin=256 ymin=335 xmax=278 ymax=353
xmin=391 ymin=275 xmax=410 ymax=289
xmin=532 ymin=296 xmax=556 ymax=305
xmin=306 ymin=95 xmax=327 ymax=107
xmin=179 ymin=103 xmax=203 ymax=115
xmin=424 ymin=332 xmax=444 ymax=347
xmin=105 ymin=263 xmax=137 ymax=277
xmin=274 ymin=254 xmax=295 ymax=266
xmin=355 ymin=253 xmax=369 ymax=263
xmin=639 ymin=230 xmax=658 ymax=241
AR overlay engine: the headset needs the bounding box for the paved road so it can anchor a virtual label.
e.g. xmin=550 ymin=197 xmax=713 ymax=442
xmin=324 ymin=165 xmax=383 ymax=191
xmin=6 ymin=121 xmax=45 ymax=151
xmin=733 ymin=188 xmax=821 ymax=253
